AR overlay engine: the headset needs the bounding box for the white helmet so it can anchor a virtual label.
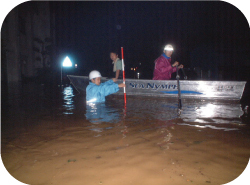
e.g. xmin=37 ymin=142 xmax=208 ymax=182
xmin=89 ymin=70 xmax=102 ymax=80
xmin=164 ymin=44 xmax=174 ymax=51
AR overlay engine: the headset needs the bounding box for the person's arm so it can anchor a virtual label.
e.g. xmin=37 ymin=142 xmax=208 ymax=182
xmin=155 ymin=59 xmax=173 ymax=74
xmin=178 ymin=64 xmax=184 ymax=69
xmin=172 ymin=62 xmax=183 ymax=73
xmin=118 ymin=83 xmax=125 ymax=88
xmin=172 ymin=65 xmax=177 ymax=73
xmin=115 ymin=60 xmax=123 ymax=78
xmin=115 ymin=70 xmax=120 ymax=79
xmin=100 ymin=81 xmax=119 ymax=96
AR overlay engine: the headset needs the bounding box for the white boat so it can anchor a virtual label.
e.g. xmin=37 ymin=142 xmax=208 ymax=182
xmin=67 ymin=75 xmax=246 ymax=100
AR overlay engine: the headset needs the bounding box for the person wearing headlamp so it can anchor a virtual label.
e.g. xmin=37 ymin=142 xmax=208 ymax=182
xmin=153 ymin=44 xmax=183 ymax=80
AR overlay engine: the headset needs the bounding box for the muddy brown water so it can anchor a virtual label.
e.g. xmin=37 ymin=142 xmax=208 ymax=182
xmin=1 ymin=83 xmax=250 ymax=185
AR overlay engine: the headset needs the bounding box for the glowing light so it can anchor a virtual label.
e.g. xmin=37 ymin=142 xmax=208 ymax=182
xmin=197 ymin=103 xmax=216 ymax=117
xmin=62 ymin=56 xmax=72 ymax=67
xmin=164 ymin=45 xmax=174 ymax=51
xmin=197 ymin=81 xmax=215 ymax=97
xmin=137 ymin=72 xmax=140 ymax=79
xmin=87 ymin=98 xmax=97 ymax=103
xmin=62 ymin=86 xmax=75 ymax=115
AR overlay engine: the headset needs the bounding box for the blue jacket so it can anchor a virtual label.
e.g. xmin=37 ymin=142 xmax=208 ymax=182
xmin=86 ymin=80 xmax=119 ymax=103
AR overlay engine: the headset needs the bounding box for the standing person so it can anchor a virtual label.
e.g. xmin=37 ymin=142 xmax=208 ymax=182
xmin=86 ymin=70 xmax=125 ymax=103
xmin=153 ymin=44 xmax=183 ymax=80
xmin=110 ymin=51 xmax=123 ymax=79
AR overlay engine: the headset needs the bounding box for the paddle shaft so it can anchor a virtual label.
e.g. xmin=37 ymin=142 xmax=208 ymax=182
xmin=176 ymin=66 xmax=182 ymax=109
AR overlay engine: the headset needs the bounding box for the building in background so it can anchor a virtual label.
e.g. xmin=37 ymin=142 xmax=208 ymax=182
xmin=1 ymin=1 xmax=55 ymax=84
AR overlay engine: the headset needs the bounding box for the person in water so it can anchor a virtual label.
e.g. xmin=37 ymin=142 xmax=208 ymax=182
xmin=86 ymin=70 xmax=125 ymax=103
xmin=153 ymin=44 xmax=183 ymax=80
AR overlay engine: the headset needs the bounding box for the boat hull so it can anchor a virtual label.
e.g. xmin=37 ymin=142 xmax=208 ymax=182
xmin=68 ymin=75 xmax=246 ymax=100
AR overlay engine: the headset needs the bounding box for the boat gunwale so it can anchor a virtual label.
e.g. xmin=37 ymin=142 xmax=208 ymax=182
xmin=67 ymin=75 xmax=247 ymax=84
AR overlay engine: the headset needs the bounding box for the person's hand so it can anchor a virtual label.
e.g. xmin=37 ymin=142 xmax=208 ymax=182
xmin=112 ymin=78 xmax=118 ymax=82
xmin=172 ymin=61 xmax=179 ymax=67
xmin=178 ymin=64 xmax=184 ymax=69
xmin=118 ymin=83 xmax=125 ymax=88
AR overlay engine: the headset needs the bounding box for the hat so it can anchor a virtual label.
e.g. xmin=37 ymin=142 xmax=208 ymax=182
xmin=89 ymin=70 xmax=102 ymax=80
xmin=164 ymin=44 xmax=174 ymax=51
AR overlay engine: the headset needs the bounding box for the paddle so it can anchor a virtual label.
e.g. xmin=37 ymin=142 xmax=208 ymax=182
xmin=176 ymin=66 xmax=182 ymax=110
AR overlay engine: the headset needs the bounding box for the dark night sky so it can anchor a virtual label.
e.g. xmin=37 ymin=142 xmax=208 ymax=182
xmin=51 ymin=1 xmax=250 ymax=79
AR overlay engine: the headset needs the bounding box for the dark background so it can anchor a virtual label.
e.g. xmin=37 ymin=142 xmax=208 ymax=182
xmin=50 ymin=1 xmax=250 ymax=80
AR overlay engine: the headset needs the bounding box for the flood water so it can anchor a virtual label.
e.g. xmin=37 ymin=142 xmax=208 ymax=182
xmin=2 ymin=83 xmax=250 ymax=185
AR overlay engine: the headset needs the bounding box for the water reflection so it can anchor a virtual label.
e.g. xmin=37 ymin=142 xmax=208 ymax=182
xmin=124 ymin=98 xmax=179 ymax=123
xmin=63 ymin=89 xmax=246 ymax=135
xmin=85 ymin=102 xmax=123 ymax=137
xmin=105 ymin=97 xmax=246 ymax=132
xmin=182 ymin=101 xmax=243 ymax=119
xmin=85 ymin=102 xmax=121 ymax=124
xmin=156 ymin=127 xmax=174 ymax=150
xmin=177 ymin=123 xmax=239 ymax=131
xmin=124 ymin=98 xmax=243 ymax=122
xmin=62 ymin=86 xmax=75 ymax=114
xmin=4 ymin=82 xmax=247 ymax=142
xmin=179 ymin=100 xmax=244 ymax=130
